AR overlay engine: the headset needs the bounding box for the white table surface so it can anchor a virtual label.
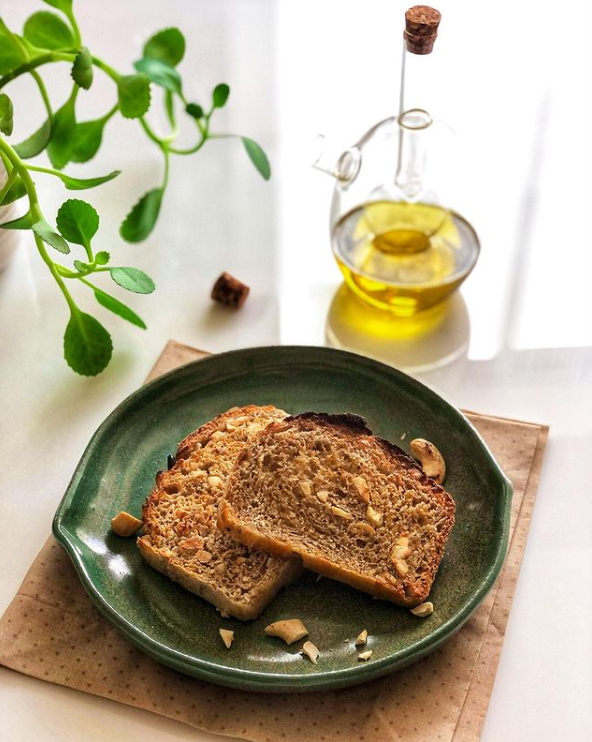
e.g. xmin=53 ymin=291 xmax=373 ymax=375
xmin=1 ymin=1 xmax=591 ymax=740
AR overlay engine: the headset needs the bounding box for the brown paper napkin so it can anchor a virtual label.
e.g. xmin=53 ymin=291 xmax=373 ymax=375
xmin=0 ymin=340 xmax=549 ymax=742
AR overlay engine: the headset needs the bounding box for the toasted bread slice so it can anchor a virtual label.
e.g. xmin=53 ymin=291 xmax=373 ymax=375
xmin=138 ymin=405 xmax=301 ymax=620
xmin=219 ymin=413 xmax=455 ymax=607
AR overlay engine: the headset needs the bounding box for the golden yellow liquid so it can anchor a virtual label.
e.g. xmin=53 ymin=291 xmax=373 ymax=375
xmin=332 ymin=201 xmax=478 ymax=316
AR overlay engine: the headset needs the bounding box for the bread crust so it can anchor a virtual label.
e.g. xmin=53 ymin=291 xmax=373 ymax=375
xmin=220 ymin=412 xmax=455 ymax=608
xmin=139 ymin=405 xmax=301 ymax=620
xmin=137 ymin=536 xmax=301 ymax=621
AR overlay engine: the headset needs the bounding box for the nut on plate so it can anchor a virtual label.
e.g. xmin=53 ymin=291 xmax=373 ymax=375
xmin=219 ymin=628 xmax=234 ymax=648
xmin=409 ymin=438 xmax=446 ymax=483
xmin=355 ymin=629 xmax=368 ymax=646
xmin=358 ymin=650 xmax=373 ymax=661
xmin=211 ymin=271 xmax=250 ymax=308
xmin=264 ymin=618 xmax=308 ymax=645
xmin=410 ymin=601 xmax=434 ymax=618
xmin=111 ymin=511 xmax=143 ymax=537
xmin=301 ymin=640 xmax=320 ymax=664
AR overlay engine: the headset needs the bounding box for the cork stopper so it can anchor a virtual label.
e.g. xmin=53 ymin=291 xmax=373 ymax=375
xmin=404 ymin=5 xmax=441 ymax=55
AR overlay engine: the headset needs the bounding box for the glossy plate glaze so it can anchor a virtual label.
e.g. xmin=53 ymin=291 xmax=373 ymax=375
xmin=53 ymin=346 xmax=512 ymax=692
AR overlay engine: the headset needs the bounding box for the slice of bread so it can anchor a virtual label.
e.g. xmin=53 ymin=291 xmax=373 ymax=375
xmin=138 ymin=405 xmax=301 ymax=620
xmin=219 ymin=413 xmax=455 ymax=607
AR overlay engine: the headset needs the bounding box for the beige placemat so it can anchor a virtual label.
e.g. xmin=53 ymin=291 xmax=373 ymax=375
xmin=0 ymin=340 xmax=549 ymax=742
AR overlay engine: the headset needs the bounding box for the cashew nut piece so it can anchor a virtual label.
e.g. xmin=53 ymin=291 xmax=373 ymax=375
xmin=301 ymin=640 xmax=320 ymax=664
xmin=409 ymin=438 xmax=446 ymax=483
xmin=410 ymin=601 xmax=434 ymax=618
xmin=355 ymin=629 xmax=368 ymax=646
xmin=219 ymin=629 xmax=235 ymax=648
xmin=264 ymin=618 xmax=308 ymax=645
xmin=111 ymin=511 xmax=144 ymax=537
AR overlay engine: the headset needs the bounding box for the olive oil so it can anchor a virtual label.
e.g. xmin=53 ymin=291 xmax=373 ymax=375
xmin=332 ymin=200 xmax=479 ymax=316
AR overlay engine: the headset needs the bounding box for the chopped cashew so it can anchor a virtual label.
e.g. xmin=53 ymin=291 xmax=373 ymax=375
xmin=264 ymin=619 xmax=308 ymax=645
xmin=358 ymin=650 xmax=373 ymax=661
xmin=366 ymin=505 xmax=383 ymax=527
xmin=410 ymin=601 xmax=434 ymax=618
xmin=302 ymin=640 xmax=320 ymax=664
xmin=355 ymin=629 xmax=368 ymax=646
xmin=409 ymin=438 xmax=446 ymax=483
xmin=111 ymin=511 xmax=143 ymax=537
xmin=299 ymin=481 xmax=312 ymax=496
xmin=219 ymin=629 xmax=234 ymax=648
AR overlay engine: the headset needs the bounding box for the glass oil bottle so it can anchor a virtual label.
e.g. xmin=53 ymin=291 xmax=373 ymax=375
xmin=315 ymin=6 xmax=480 ymax=317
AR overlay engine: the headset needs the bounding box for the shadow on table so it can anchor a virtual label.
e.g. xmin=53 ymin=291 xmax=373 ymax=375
xmin=325 ymin=283 xmax=470 ymax=373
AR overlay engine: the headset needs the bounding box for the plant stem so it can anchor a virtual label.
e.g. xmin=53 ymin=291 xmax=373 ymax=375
xmin=91 ymin=56 xmax=120 ymax=84
xmin=30 ymin=70 xmax=53 ymax=122
xmin=102 ymin=103 xmax=119 ymax=123
xmin=34 ymin=233 xmax=78 ymax=315
xmin=139 ymin=117 xmax=164 ymax=146
xmin=0 ymin=52 xmax=75 ymax=89
xmin=66 ymin=9 xmax=82 ymax=49
xmin=0 ymin=167 xmax=17 ymax=203
xmin=0 ymin=135 xmax=77 ymax=313
xmin=162 ymin=146 xmax=170 ymax=189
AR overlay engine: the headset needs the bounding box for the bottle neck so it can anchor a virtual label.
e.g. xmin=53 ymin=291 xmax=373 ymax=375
xmin=395 ymin=45 xmax=435 ymax=200
xmin=398 ymin=44 xmax=435 ymax=118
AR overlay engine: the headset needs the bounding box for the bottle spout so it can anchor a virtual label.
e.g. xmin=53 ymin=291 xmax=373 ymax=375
xmin=311 ymin=134 xmax=361 ymax=183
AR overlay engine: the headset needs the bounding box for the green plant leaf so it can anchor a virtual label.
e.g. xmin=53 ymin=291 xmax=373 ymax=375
xmin=93 ymin=286 xmax=146 ymax=329
xmin=71 ymin=47 xmax=93 ymax=90
xmin=49 ymin=168 xmax=121 ymax=191
xmin=64 ymin=311 xmax=113 ymax=376
xmin=95 ymin=250 xmax=110 ymax=265
xmin=32 ymin=217 xmax=70 ymax=253
xmin=110 ymin=267 xmax=155 ymax=294
xmin=47 ymin=88 xmax=77 ymax=169
xmin=56 ymin=199 xmax=99 ymax=246
xmin=241 ymin=137 xmax=271 ymax=180
xmin=119 ymin=188 xmax=163 ymax=243
xmin=143 ymin=28 xmax=185 ymax=67
xmin=0 ymin=24 xmax=25 ymax=75
xmin=0 ymin=210 xmax=33 ymax=229
xmin=70 ymin=117 xmax=107 ymax=163
xmin=134 ymin=57 xmax=182 ymax=95
xmin=117 ymin=75 xmax=151 ymax=119
xmin=23 ymin=11 xmax=74 ymax=51
xmin=0 ymin=176 xmax=27 ymax=205
xmin=185 ymin=102 xmax=203 ymax=120
xmin=13 ymin=117 xmax=52 ymax=158
xmin=212 ymin=83 xmax=230 ymax=108
xmin=73 ymin=259 xmax=91 ymax=273
xmin=0 ymin=94 xmax=14 ymax=136
xmin=41 ymin=0 xmax=73 ymax=12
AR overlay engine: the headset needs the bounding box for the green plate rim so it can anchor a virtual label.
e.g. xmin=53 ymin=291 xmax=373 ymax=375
xmin=53 ymin=345 xmax=513 ymax=692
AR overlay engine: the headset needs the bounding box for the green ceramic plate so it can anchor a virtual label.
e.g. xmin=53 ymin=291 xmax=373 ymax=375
xmin=53 ymin=346 xmax=512 ymax=692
